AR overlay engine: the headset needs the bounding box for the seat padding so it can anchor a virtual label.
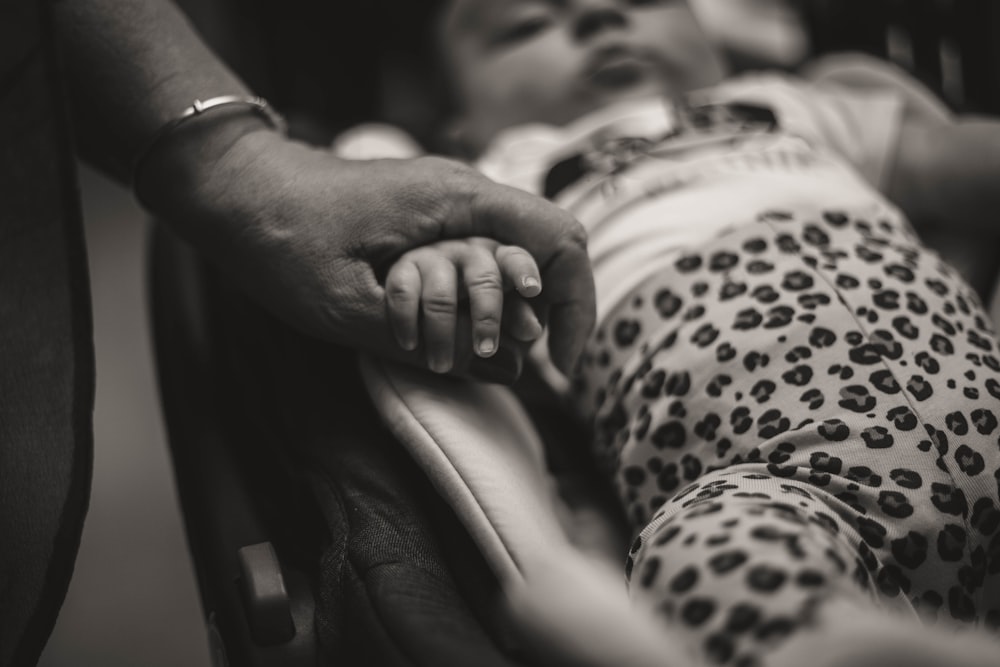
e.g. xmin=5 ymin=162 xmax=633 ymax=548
xmin=360 ymin=356 xmax=571 ymax=585
xmin=360 ymin=357 xmax=685 ymax=667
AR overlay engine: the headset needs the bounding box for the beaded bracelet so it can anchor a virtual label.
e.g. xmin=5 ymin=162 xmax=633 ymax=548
xmin=131 ymin=95 xmax=287 ymax=188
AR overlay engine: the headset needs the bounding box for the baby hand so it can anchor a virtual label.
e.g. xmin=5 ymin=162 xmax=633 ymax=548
xmin=384 ymin=238 xmax=544 ymax=374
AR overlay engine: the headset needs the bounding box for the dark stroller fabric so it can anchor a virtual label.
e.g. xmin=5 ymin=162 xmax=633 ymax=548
xmin=304 ymin=412 xmax=523 ymax=667
xmin=0 ymin=2 xmax=94 ymax=666
xmin=211 ymin=284 xmax=525 ymax=667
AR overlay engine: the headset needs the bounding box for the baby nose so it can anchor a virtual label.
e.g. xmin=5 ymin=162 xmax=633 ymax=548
xmin=572 ymin=0 xmax=628 ymax=41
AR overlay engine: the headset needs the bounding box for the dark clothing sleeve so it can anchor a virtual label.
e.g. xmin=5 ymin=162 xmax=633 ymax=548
xmin=0 ymin=2 xmax=95 ymax=665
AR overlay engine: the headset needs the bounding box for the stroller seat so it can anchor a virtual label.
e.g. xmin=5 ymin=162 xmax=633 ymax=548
xmin=149 ymin=2 xmax=1000 ymax=666
xmin=360 ymin=356 xmax=684 ymax=665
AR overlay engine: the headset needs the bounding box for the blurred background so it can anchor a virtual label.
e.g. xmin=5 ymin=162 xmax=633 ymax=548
xmin=35 ymin=1 xmax=1000 ymax=665
xmin=37 ymin=167 xmax=211 ymax=667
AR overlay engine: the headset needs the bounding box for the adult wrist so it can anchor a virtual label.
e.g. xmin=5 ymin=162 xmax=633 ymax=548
xmin=132 ymin=101 xmax=285 ymax=224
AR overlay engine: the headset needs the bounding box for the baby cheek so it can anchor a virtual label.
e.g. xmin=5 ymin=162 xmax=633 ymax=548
xmin=476 ymin=53 xmax=583 ymax=126
xmin=636 ymin=17 xmax=723 ymax=88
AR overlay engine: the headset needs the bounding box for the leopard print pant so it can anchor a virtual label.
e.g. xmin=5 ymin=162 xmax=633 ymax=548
xmin=574 ymin=205 xmax=1000 ymax=666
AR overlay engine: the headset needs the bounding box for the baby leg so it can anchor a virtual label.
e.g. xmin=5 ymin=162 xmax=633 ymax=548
xmin=628 ymin=470 xmax=888 ymax=666
xmin=574 ymin=205 xmax=1000 ymax=664
xmin=629 ymin=470 xmax=1000 ymax=667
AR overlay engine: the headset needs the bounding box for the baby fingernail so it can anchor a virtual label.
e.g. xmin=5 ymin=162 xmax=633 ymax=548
xmin=478 ymin=338 xmax=496 ymax=357
xmin=522 ymin=276 xmax=540 ymax=292
xmin=429 ymin=357 xmax=452 ymax=374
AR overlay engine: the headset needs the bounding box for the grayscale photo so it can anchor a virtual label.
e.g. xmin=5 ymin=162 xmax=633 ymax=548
xmin=3 ymin=1 xmax=1000 ymax=666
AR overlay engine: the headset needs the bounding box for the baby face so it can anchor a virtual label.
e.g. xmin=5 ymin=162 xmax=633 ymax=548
xmin=441 ymin=0 xmax=725 ymax=152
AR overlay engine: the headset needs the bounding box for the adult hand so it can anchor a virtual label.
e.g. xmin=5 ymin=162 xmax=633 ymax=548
xmin=140 ymin=125 xmax=595 ymax=382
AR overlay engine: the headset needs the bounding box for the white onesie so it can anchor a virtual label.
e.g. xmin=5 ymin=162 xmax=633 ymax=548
xmin=477 ymin=72 xmax=904 ymax=324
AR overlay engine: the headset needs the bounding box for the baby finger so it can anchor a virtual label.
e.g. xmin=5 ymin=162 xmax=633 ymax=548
xmin=384 ymin=259 xmax=422 ymax=351
xmin=495 ymin=244 xmax=542 ymax=298
xmin=503 ymin=295 xmax=544 ymax=343
xmin=419 ymin=259 xmax=459 ymax=374
xmin=459 ymin=244 xmax=505 ymax=358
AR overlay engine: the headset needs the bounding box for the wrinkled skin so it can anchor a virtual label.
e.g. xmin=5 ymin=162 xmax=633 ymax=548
xmin=148 ymin=127 xmax=596 ymax=382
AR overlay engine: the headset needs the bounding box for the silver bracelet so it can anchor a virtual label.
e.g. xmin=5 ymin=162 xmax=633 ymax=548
xmin=132 ymin=95 xmax=287 ymax=187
